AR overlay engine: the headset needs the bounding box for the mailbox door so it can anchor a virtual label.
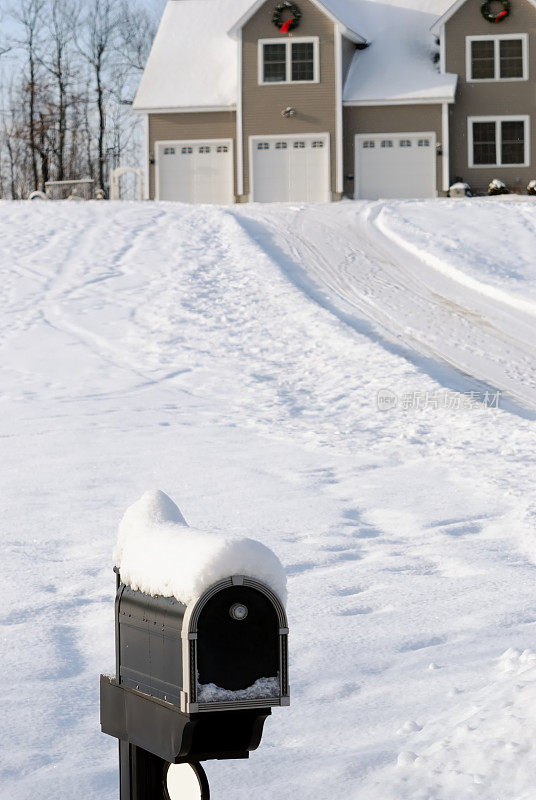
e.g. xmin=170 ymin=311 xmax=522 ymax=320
xmin=196 ymin=586 xmax=279 ymax=695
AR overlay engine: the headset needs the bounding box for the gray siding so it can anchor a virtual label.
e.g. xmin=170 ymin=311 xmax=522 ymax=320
xmin=148 ymin=112 xmax=236 ymax=199
xmin=445 ymin=0 xmax=536 ymax=192
xmin=343 ymin=105 xmax=444 ymax=196
xmin=241 ymin=0 xmax=338 ymax=197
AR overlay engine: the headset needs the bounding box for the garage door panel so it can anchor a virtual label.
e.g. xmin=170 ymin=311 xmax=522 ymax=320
xmin=355 ymin=134 xmax=436 ymax=200
xmin=253 ymin=141 xmax=288 ymax=203
xmin=157 ymin=141 xmax=234 ymax=204
xmin=251 ymin=135 xmax=330 ymax=203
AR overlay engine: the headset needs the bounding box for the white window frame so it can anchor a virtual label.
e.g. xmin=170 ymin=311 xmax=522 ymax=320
xmin=466 ymin=34 xmax=528 ymax=82
xmin=467 ymin=115 xmax=530 ymax=168
xmin=258 ymin=37 xmax=320 ymax=85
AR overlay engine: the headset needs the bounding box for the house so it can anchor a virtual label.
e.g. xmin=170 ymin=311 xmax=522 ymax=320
xmin=133 ymin=0 xmax=536 ymax=202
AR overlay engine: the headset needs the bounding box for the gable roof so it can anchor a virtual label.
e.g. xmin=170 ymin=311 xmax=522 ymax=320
xmin=431 ymin=0 xmax=536 ymax=33
xmin=227 ymin=0 xmax=367 ymax=41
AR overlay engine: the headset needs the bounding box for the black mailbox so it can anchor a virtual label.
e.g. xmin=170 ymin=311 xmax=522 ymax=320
xmin=101 ymin=570 xmax=289 ymax=798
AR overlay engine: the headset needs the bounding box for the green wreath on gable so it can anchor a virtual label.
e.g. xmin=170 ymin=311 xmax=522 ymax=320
xmin=480 ymin=0 xmax=511 ymax=23
xmin=272 ymin=1 xmax=302 ymax=33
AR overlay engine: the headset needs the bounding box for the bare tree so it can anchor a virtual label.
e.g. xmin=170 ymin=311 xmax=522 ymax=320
xmin=77 ymin=0 xmax=120 ymax=193
xmin=39 ymin=0 xmax=80 ymax=180
xmin=12 ymin=0 xmax=46 ymax=190
xmin=118 ymin=1 xmax=156 ymax=73
xmin=0 ymin=0 xmax=161 ymax=198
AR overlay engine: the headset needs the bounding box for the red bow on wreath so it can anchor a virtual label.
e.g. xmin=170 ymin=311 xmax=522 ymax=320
xmin=280 ymin=17 xmax=293 ymax=32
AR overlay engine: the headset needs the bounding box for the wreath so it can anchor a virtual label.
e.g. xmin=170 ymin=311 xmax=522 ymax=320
xmin=272 ymin=1 xmax=302 ymax=33
xmin=480 ymin=0 xmax=511 ymax=22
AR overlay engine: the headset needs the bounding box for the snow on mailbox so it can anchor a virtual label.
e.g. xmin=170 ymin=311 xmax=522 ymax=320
xmin=100 ymin=490 xmax=289 ymax=800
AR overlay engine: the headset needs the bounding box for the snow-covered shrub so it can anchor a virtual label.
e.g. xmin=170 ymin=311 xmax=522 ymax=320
xmin=527 ymin=180 xmax=536 ymax=196
xmin=449 ymin=182 xmax=472 ymax=198
xmin=488 ymin=179 xmax=510 ymax=196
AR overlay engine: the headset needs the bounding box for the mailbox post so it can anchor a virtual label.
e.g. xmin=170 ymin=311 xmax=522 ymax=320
xmin=101 ymin=492 xmax=289 ymax=800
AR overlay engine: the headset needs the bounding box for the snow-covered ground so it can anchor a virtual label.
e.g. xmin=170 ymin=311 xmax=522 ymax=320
xmin=1 ymin=198 xmax=536 ymax=800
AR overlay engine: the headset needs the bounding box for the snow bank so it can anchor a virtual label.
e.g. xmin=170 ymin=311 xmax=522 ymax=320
xmin=375 ymin=199 xmax=536 ymax=308
xmin=114 ymin=490 xmax=287 ymax=606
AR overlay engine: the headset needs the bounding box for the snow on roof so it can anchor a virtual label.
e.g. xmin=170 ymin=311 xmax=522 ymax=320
xmin=341 ymin=0 xmax=458 ymax=104
xmin=114 ymin=490 xmax=287 ymax=606
xmin=133 ymin=0 xmax=253 ymax=111
xmin=134 ymin=0 xmax=458 ymax=112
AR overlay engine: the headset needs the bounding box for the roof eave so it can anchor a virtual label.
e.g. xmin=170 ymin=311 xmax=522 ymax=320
xmin=341 ymin=26 xmax=368 ymax=45
xmin=343 ymin=92 xmax=457 ymax=106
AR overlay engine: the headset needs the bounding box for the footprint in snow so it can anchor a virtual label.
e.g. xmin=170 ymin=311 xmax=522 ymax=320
xmin=397 ymin=720 xmax=423 ymax=735
xmin=337 ymin=606 xmax=373 ymax=617
xmin=398 ymin=636 xmax=446 ymax=653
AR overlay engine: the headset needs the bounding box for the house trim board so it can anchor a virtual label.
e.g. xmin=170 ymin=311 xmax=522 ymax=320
xmin=335 ymin=25 xmax=343 ymax=193
xmin=237 ymin=28 xmax=245 ymax=196
xmin=343 ymin=97 xmax=456 ymax=106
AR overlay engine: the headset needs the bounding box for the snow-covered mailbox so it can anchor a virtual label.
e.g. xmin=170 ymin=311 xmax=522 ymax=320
xmin=100 ymin=490 xmax=289 ymax=799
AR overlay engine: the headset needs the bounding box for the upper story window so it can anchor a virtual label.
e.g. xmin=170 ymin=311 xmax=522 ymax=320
xmin=258 ymin=37 xmax=320 ymax=85
xmin=466 ymin=34 xmax=528 ymax=81
xmin=468 ymin=115 xmax=530 ymax=167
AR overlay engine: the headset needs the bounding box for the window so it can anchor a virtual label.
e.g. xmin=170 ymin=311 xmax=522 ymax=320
xmin=362 ymin=140 xmax=375 ymax=148
xmin=312 ymin=140 xmax=324 ymax=148
xmin=472 ymin=121 xmax=496 ymax=164
xmin=163 ymin=147 xmax=175 ymax=155
xmin=418 ymin=139 xmax=430 ymax=147
xmin=199 ymin=146 xmax=211 ymax=154
xmin=293 ymin=141 xmax=305 ymax=149
xmin=257 ymin=142 xmax=270 ymax=150
xmin=399 ymin=139 xmax=412 ymax=147
xmin=467 ymin=35 xmax=527 ymax=81
xmin=471 ymin=39 xmax=495 ymax=79
xmin=263 ymin=43 xmax=287 ymax=82
xmin=259 ymin=38 xmax=319 ymax=84
xmin=275 ymin=141 xmax=288 ymax=149
xmin=291 ymin=42 xmax=314 ymax=81
xmin=381 ymin=140 xmax=393 ymax=148
xmin=469 ymin=116 xmax=529 ymax=167
xmin=216 ymin=145 xmax=229 ymax=153
xmin=500 ymin=38 xmax=524 ymax=78
xmin=501 ymin=120 xmax=525 ymax=163
xmin=181 ymin=146 xmax=192 ymax=154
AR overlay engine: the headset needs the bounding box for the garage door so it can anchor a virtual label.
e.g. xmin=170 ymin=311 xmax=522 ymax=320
xmin=355 ymin=133 xmax=436 ymax=200
xmin=250 ymin=135 xmax=330 ymax=203
xmin=156 ymin=140 xmax=234 ymax=204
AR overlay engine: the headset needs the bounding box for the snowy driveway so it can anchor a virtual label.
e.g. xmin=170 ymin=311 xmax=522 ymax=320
xmin=233 ymin=199 xmax=536 ymax=414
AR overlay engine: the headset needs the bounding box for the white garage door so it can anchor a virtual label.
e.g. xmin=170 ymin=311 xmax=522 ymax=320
xmin=156 ymin=140 xmax=234 ymax=204
xmin=355 ymin=133 xmax=436 ymax=200
xmin=250 ymin=135 xmax=330 ymax=203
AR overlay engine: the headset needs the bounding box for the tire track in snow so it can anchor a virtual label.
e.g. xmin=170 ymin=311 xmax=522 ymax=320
xmin=231 ymin=203 xmax=536 ymax=415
